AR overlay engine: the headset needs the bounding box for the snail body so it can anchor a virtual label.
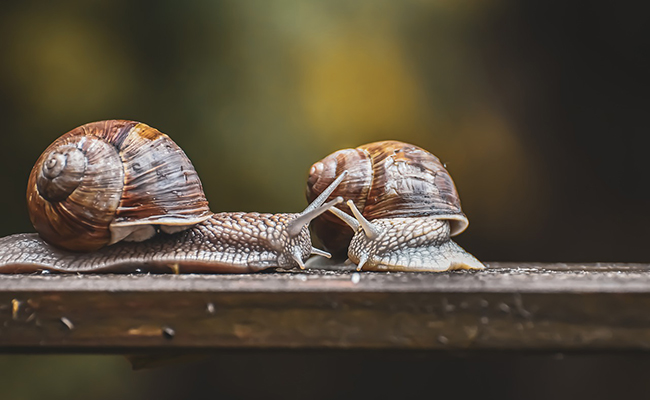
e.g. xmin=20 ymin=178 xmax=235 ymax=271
xmin=0 ymin=209 xmax=337 ymax=273
xmin=0 ymin=120 xmax=345 ymax=273
xmin=306 ymin=140 xmax=484 ymax=272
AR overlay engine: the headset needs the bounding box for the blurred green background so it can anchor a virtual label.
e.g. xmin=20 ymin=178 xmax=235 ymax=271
xmin=1 ymin=0 xmax=649 ymax=399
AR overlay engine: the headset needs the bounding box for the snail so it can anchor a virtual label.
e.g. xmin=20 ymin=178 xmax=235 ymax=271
xmin=306 ymin=140 xmax=484 ymax=272
xmin=0 ymin=120 xmax=345 ymax=273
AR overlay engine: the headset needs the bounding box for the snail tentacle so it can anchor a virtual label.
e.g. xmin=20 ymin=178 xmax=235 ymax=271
xmin=345 ymin=200 xmax=381 ymax=240
xmin=292 ymin=248 xmax=306 ymax=270
xmin=310 ymin=247 xmax=331 ymax=258
xmin=328 ymin=206 xmax=359 ymax=232
xmin=301 ymin=170 xmax=348 ymax=214
xmin=287 ymin=196 xmax=343 ymax=238
xmin=355 ymin=254 xmax=368 ymax=272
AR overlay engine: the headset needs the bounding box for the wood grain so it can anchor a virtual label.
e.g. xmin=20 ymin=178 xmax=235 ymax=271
xmin=2 ymin=262 xmax=650 ymax=353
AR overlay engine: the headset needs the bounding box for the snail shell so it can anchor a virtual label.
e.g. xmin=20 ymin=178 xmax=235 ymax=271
xmin=306 ymin=140 xmax=483 ymax=272
xmin=306 ymin=141 xmax=467 ymax=255
xmin=26 ymin=120 xmax=212 ymax=252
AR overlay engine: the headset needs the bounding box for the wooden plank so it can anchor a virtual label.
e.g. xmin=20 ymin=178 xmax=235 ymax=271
xmin=2 ymin=262 xmax=650 ymax=353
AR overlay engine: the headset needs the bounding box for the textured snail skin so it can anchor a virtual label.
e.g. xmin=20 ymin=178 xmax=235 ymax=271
xmin=346 ymin=217 xmax=483 ymax=272
xmin=0 ymin=213 xmax=312 ymax=274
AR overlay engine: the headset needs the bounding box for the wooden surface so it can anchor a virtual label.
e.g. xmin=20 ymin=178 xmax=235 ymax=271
xmin=2 ymin=262 xmax=650 ymax=353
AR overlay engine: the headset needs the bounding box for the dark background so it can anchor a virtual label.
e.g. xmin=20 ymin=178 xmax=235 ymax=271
xmin=1 ymin=1 xmax=649 ymax=399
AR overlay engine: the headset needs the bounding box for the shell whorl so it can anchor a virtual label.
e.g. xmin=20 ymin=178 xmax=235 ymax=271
xmin=306 ymin=140 xmax=469 ymax=256
xmin=27 ymin=120 xmax=211 ymax=252
xmin=36 ymin=146 xmax=86 ymax=202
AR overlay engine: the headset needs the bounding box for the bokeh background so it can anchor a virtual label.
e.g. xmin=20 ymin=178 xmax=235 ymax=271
xmin=1 ymin=1 xmax=649 ymax=399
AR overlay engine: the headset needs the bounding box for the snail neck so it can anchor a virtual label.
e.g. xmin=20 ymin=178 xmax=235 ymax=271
xmin=352 ymin=216 xmax=451 ymax=252
xmin=347 ymin=216 xmax=484 ymax=272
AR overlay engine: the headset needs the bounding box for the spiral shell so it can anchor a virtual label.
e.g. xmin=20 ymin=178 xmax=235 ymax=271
xmin=26 ymin=120 xmax=212 ymax=252
xmin=306 ymin=140 xmax=468 ymax=256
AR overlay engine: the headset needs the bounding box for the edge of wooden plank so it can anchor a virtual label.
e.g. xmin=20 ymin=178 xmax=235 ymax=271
xmin=2 ymin=262 xmax=650 ymax=293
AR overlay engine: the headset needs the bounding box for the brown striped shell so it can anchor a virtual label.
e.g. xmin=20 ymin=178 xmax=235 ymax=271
xmin=306 ymin=141 xmax=468 ymax=256
xmin=26 ymin=120 xmax=212 ymax=252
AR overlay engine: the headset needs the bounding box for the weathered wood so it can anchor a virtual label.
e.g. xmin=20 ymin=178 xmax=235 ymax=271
xmin=2 ymin=262 xmax=650 ymax=353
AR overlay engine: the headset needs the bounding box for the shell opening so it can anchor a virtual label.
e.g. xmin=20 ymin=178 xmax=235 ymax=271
xmin=110 ymin=224 xmax=157 ymax=244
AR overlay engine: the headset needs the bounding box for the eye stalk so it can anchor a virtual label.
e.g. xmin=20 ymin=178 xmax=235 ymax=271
xmin=285 ymin=195 xmax=344 ymax=269
xmin=275 ymin=170 xmax=349 ymax=269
